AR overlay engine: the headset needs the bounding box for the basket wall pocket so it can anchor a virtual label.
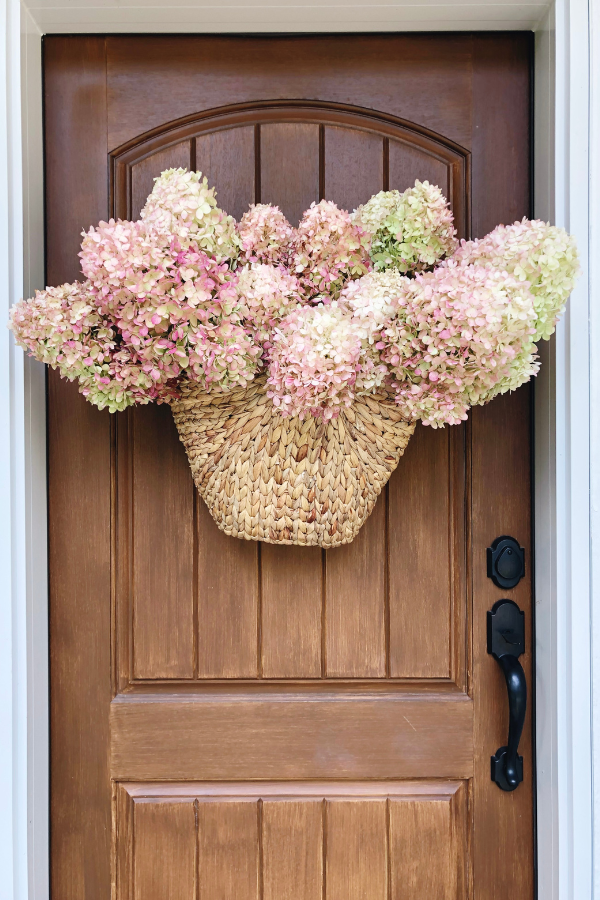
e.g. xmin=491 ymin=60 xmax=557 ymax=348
xmin=10 ymin=169 xmax=579 ymax=547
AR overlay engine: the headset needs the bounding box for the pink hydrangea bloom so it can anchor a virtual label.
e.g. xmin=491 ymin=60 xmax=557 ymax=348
xmin=267 ymin=302 xmax=363 ymax=420
xmin=9 ymin=281 xmax=159 ymax=411
xmin=9 ymin=281 xmax=104 ymax=367
xmin=292 ymin=200 xmax=371 ymax=301
xmin=451 ymin=218 xmax=579 ymax=340
xmin=378 ymin=262 xmax=538 ymax=427
xmin=339 ymin=271 xmax=408 ymax=393
xmin=353 ymin=181 xmax=457 ymax=274
xmin=140 ymin=168 xmax=239 ymax=262
xmin=81 ymin=219 xmax=260 ymax=392
xmin=236 ymin=263 xmax=302 ymax=349
xmin=236 ymin=204 xmax=295 ymax=265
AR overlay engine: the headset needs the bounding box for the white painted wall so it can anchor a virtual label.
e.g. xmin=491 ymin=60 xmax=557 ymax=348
xmin=3 ymin=1 xmax=598 ymax=898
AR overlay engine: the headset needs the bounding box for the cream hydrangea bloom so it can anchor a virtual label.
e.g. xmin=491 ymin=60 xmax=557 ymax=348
xmin=379 ymin=262 xmax=538 ymax=427
xmin=451 ymin=218 xmax=579 ymax=341
xmin=141 ymin=168 xmax=239 ymax=262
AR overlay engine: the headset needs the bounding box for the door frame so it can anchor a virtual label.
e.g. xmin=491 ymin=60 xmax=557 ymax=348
xmin=1 ymin=3 xmax=596 ymax=899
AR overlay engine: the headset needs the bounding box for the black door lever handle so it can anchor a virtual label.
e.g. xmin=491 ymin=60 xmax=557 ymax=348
xmin=487 ymin=599 xmax=526 ymax=791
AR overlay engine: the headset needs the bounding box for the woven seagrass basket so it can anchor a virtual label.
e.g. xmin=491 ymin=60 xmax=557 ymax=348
xmin=170 ymin=376 xmax=415 ymax=548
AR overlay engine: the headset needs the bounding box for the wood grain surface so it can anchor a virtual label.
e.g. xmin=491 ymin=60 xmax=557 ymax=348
xmin=115 ymin=782 xmax=468 ymax=900
xmin=110 ymin=693 xmax=474 ymax=781
xmin=46 ymin=33 xmax=534 ymax=900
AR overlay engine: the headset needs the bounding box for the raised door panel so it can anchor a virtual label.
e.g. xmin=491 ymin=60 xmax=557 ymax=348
xmin=110 ymin=693 xmax=473 ymax=781
xmin=116 ymin=782 xmax=468 ymax=900
xmin=113 ymin=108 xmax=469 ymax=687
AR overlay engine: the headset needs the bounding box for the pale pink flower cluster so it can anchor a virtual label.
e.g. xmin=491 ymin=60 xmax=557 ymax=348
xmin=292 ymin=200 xmax=371 ymax=301
xmin=267 ymin=302 xmax=364 ymax=420
xmin=377 ymin=262 xmax=539 ymax=427
xmin=451 ymin=218 xmax=579 ymax=340
xmin=9 ymin=170 xmax=578 ymax=424
xmin=9 ymin=282 xmax=156 ymax=411
xmin=237 ymin=204 xmax=295 ymax=265
xmin=338 ymin=271 xmax=407 ymax=394
xmin=235 ymin=263 xmax=302 ymax=349
xmin=80 ymin=218 xmax=260 ymax=393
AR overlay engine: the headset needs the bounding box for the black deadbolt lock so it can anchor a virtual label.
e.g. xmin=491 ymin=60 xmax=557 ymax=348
xmin=487 ymin=535 xmax=525 ymax=589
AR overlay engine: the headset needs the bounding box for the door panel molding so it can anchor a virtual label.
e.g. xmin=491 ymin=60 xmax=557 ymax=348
xmin=115 ymin=781 xmax=469 ymax=900
xmin=109 ymin=99 xmax=470 ymax=239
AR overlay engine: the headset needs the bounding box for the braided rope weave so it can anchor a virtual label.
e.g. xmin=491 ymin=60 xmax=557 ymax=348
xmin=170 ymin=376 xmax=415 ymax=547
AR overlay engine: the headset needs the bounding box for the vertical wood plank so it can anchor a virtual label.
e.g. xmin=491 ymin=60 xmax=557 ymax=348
xmin=261 ymin=545 xmax=322 ymax=678
xmin=260 ymin=123 xmax=320 ymax=225
xmin=325 ymin=496 xmax=386 ymax=678
xmin=45 ymin=36 xmax=108 ymax=285
xmin=195 ymin=126 xmax=256 ymax=220
xmin=325 ymin=800 xmax=388 ymax=900
xmin=262 ymin=801 xmax=323 ymax=900
xmin=388 ymin=140 xmax=449 ymax=198
xmin=132 ymin=404 xmax=195 ymax=679
xmin=470 ymin=35 xmax=534 ymax=900
xmin=197 ymin=801 xmax=259 ymax=900
xmin=133 ymin=800 xmax=197 ymax=900
xmin=130 ymin=141 xmax=192 ymax=219
xmin=197 ymin=498 xmax=259 ymax=678
xmin=45 ymin=36 xmax=113 ymax=900
xmin=388 ymin=425 xmax=453 ymax=679
xmin=471 ymin=391 xmax=534 ymax=900
xmin=471 ymin=34 xmax=531 ymax=237
xmin=389 ymin=784 xmax=467 ymax=900
xmin=323 ymin=126 xmax=383 ymax=211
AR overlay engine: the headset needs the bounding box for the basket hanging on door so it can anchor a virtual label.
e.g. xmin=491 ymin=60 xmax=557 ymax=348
xmin=10 ymin=168 xmax=579 ymax=547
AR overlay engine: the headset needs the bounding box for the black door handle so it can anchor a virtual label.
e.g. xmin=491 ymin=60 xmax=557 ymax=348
xmin=487 ymin=599 xmax=526 ymax=791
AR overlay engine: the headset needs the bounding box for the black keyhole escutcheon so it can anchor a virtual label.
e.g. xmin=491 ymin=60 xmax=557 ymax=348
xmin=487 ymin=536 xmax=525 ymax=589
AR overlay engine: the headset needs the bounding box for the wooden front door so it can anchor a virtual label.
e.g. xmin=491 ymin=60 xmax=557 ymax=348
xmin=46 ymin=34 xmax=534 ymax=900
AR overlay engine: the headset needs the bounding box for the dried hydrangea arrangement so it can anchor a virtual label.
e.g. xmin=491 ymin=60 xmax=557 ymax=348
xmin=9 ymin=168 xmax=579 ymax=546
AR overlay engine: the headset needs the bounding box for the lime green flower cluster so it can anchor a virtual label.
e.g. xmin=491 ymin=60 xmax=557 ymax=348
xmin=353 ymin=181 xmax=457 ymax=274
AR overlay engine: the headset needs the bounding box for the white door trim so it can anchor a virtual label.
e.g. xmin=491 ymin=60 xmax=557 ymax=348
xmin=3 ymin=3 xmax=595 ymax=898
xmin=534 ymin=3 xmax=594 ymax=898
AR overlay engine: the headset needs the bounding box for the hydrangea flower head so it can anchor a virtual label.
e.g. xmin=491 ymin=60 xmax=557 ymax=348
xmin=267 ymin=301 xmax=363 ymax=420
xmin=353 ymin=181 xmax=457 ymax=274
xmin=9 ymin=280 xmax=158 ymax=411
xmin=340 ymin=270 xmax=408 ymax=342
xmin=81 ymin=218 xmax=260 ymax=392
xmin=80 ymin=218 xmax=173 ymax=311
xmin=140 ymin=168 xmax=239 ymax=262
xmin=378 ymin=262 xmax=538 ymax=427
xmin=10 ymin=281 xmax=103 ymax=367
xmin=236 ymin=263 xmax=302 ymax=348
xmin=339 ymin=271 xmax=410 ymax=394
xmin=237 ymin=204 xmax=295 ymax=265
xmin=292 ymin=200 xmax=371 ymax=301
xmin=451 ymin=218 xmax=579 ymax=340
